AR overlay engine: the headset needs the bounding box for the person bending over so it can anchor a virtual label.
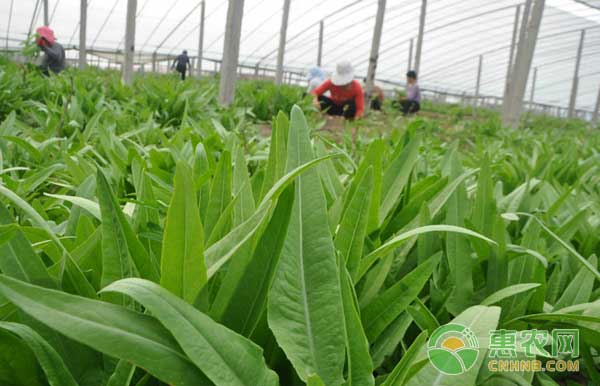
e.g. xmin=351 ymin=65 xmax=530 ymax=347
xmin=312 ymin=61 xmax=364 ymax=120
xmin=172 ymin=50 xmax=191 ymax=80
xmin=36 ymin=26 xmax=66 ymax=75
xmin=399 ymin=70 xmax=421 ymax=115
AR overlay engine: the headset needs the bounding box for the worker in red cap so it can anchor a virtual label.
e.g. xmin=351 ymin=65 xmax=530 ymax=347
xmin=36 ymin=26 xmax=66 ymax=74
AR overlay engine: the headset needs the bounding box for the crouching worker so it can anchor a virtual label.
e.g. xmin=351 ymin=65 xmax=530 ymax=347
xmin=398 ymin=70 xmax=421 ymax=115
xmin=312 ymin=61 xmax=364 ymax=120
xmin=36 ymin=26 xmax=66 ymax=75
xmin=363 ymin=78 xmax=385 ymax=110
xmin=306 ymin=66 xmax=325 ymax=94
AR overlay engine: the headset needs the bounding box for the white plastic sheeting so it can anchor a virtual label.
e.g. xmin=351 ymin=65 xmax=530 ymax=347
xmin=2 ymin=0 xmax=599 ymax=111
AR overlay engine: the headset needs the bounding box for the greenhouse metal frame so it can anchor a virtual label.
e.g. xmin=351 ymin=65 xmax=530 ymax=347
xmin=2 ymin=0 xmax=600 ymax=125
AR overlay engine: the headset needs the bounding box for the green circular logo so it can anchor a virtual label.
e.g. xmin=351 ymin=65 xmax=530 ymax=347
xmin=427 ymin=323 xmax=480 ymax=375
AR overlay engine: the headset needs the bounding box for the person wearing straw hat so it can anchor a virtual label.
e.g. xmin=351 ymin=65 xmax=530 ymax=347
xmin=311 ymin=61 xmax=364 ymax=120
xmin=36 ymin=26 xmax=66 ymax=75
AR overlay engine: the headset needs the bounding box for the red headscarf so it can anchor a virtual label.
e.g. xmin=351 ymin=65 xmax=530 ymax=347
xmin=36 ymin=26 xmax=56 ymax=47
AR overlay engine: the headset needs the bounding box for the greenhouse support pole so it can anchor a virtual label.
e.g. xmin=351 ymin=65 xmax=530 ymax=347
xmin=28 ymin=0 xmax=41 ymax=38
xmin=408 ymin=38 xmax=414 ymax=71
xmin=503 ymin=0 xmax=531 ymax=113
xmin=414 ymin=0 xmax=427 ymax=75
xmin=122 ymin=0 xmax=138 ymax=85
xmin=502 ymin=0 xmax=544 ymax=129
xmin=529 ymin=66 xmax=537 ymax=109
xmin=6 ymin=0 xmax=14 ymax=51
xmin=503 ymin=5 xmax=521 ymax=102
xmin=43 ymin=0 xmax=49 ymax=26
xmin=568 ymin=29 xmax=585 ymax=118
xmin=474 ymin=55 xmax=483 ymax=108
xmin=275 ymin=0 xmax=291 ymax=85
xmin=79 ymin=0 xmax=87 ymax=69
xmin=592 ymin=87 xmax=600 ymax=126
xmin=197 ymin=1 xmax=205 ymax=77
xmin=365 ymin=0 xmax=386 ymax=113
xmin=219 ymin=0 xmax=245 ymax=106
xmin=317 ymin=20 xmax=324 ymax=66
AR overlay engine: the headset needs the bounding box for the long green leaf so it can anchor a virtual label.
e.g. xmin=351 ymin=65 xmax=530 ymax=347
xmin=513 ymin=213 xmax=600 ymax=281
xmin=260 ymin=111 xmax=288 ymax=200
xmin=0 ymin=326 xmax=43 ymax=386
xmin=204 ymin=203 xmax=272 ymax=278
xmin=361 ymin=253 xmax=440 ymax=341
xmin=259 ymin=153 xmax=344 ymax=207
xmin=268 ymin=105 xmax=346 ymax=385
xmin=204 ymin=153 xmax=343 ymax=280
xmin=358 ymin=169 xmax=478 ymax=304
xmin=480 ymin=283 xmax=541 ymax=306
xmin=233 ymin=146 xmax=255 ymax=226
xmin=0 ymin=321 xmax=79 ymax=386
xmin=0 ymin=206 xmax=56 ymax=288
xmin=340 ymin=263 xmax=374 ymax=386
xmin=103 ymin=278 xmax=278 ymax=386
xmin=357 ymin=225 xmax=496 ymax=281
xmin=0 ymin=274 xmax=210 ymax=386
xmin=211 ymin=186 xmax=294 ymax=336
xmin=335 ymin=167 xmax=373 ymax=280
xmin=205 ymin=150 xmax=232 ymax=239
xmin=160 ymin=162 xmax=207 ymax=303
xmin=0 ymin=184 xmax=95 ymax=297
xmin=106 ymin=360 xmax=135 ymax=386
xmin=382 ymin=331 xmax=428 ymax=386
xmin=0 ymin=224 xmax=17 ymax=245
xmin=97 ymin=169 xmax=160 ymax=291
xmin=98 ymin=170 xmax=133 ymax=304
xmin=444 ymin=151 xmax=473 ymax=314
xmin=44 ymin=193 xmax=101 ymax=220
xmin=553 ymin=255 xmax=597 ymax=310
xmin=0 ymin=135 xmax=42 ymax=160
xmin=370 ymin=313 xmax=413 ymax=369
xmin=379 ymin=135 xmax=421 ymax=222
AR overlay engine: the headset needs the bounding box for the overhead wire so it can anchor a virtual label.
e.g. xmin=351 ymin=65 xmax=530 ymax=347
xmin=28 ymin=0 xmax=41 ymax=37
xmin=154 ymin=1 xmax=204 ymax=54
xmin=203 ymin=0 xmax=270 ymax=53
xmin=284 ymin=0 xmax=404 ymax=66
xmin=5 ymin=0 xmax=14 ymax=50
xmin=140 ymin=0 xmax=182 ymax=52
xmin=90 ymin=0 xmax=120 ymax=49
xmin=249 ymin=0 xmax=369 ymax=66
xmin=163 ymin=0 xmax=228 ymax=56
xmin=49 ymin=0 xmax=60 ymax=25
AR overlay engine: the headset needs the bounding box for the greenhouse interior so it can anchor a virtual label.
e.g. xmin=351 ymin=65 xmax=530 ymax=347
xmin=0 ymin=0 xmax=599 ymax=385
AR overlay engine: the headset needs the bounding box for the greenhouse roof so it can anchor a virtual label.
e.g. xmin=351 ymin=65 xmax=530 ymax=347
xmin=2 ymin=0 xmax=599 ymax=111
